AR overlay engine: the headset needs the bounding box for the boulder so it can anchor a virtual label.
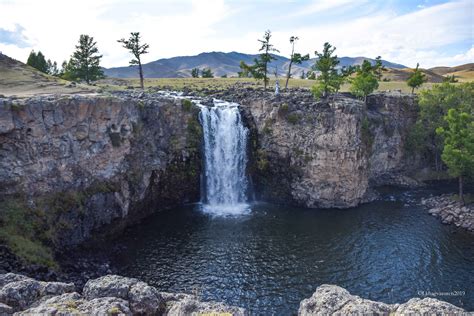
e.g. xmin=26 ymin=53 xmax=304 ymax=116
xmin=395 ymin=297 xmax=465 ymax=314
xmin=298 ymin=285 xmax=392 ymax=315
xmin=83 ymin=275 xmax=161 ymax=315
xmin=0 ymin=273 xmax=74 ymax=311
xmin=299 ymin=285 xmax=467 ymax=315
xmin=164 ymin=296 xmax=246 ymax=316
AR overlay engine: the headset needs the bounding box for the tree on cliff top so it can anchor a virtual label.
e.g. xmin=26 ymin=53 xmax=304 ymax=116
xmin=311 ymin=42 xmax=350 ymax=99
xmin=118 ymin=32 xmax=149 ymax=89
xmin=407 ymin=63 xmax=427 ymax=94
xmin=285 ymin=36 xmax=310 ymax=90
xmin=240 ymin=30 xmax=279 ymax=90
xmin=350 ymin=58 xmax=384 ymax=103
xmin=436 ymin=108 xmax=474 ymax=205
xmin=69 ymin=34 xmax=104 ymax=84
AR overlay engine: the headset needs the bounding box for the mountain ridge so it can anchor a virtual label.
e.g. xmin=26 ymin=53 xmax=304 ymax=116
xmin=103 ymin=51 xmax=408 ymax=78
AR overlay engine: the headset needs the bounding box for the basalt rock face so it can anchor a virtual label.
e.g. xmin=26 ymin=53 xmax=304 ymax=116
xmin=0 ymin=94 xmax=202 ymax=247
xmin=238 ymin=91 xmax=418 ymax=208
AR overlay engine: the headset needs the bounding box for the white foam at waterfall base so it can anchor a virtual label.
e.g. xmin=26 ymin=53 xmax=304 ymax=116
xmin=199 ymin=101 xmax=250 ymax=216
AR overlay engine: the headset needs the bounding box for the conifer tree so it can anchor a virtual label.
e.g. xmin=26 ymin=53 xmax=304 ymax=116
xmin=201 ymin=68 xmax=214 ymax=78
xmin=191 ymin=68 xmax=200 ymax=78
xmin=311 ymin=42 xmax=343 ymax=98
xmin=407 ymin=63 xmax=427 ymax=93
xmin=70 ymin=34 xmax=104 ymax=84
xmin=27 ymin=50 xmax=48 ymax=73
xmin=285 ymin=36 xmax=309 ymax=90
xmin=436 ymin=108 xmax=474 ymax=204
xmin=240 ymin=30 xmax=279 ymax=90
xmin=118 ymin=32 xmax=149 ymax=89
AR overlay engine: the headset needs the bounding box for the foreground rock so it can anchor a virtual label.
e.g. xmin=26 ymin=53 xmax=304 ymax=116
xmin=299 ymin=284 xmax=466 ymax=315
xmin=422 ymin=194 xmax=474 ymax=232
xmin=0 ymin=273 xmax=246 ymax=315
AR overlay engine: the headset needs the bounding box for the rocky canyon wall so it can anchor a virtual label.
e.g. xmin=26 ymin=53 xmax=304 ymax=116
xmin=237 ymin=91 xmax=418 ymax=208
xmin=0 ymin=94 xmax=202 ymax=247
xmin=0 ymin=90 xmax=418 ymax=252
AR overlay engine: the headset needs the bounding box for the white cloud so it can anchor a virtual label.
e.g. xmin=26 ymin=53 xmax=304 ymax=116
xmin=0 ymin=0 xmax=471 ymax=68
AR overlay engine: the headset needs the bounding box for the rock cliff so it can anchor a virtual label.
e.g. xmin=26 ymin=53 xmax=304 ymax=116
xmin=0 ymin=90 xmax=419 ymax=257
xmin=0 ymin=93 xmax=202 ymax=248
xmin=236 ymin=90 xmax=418 ymax=208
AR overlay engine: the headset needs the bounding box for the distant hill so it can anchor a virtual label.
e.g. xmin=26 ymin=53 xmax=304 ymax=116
xmin=103 ymin=51 xmax=407 ymax=78
xmin=429 ymin=63 xmax=474 ymax=82
xmin=382 ymin=67 xmax=446 ymax=83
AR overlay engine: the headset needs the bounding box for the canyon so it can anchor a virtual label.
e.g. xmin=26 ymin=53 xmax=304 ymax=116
xmin=0 ymin=90 xmax=419 ymax=247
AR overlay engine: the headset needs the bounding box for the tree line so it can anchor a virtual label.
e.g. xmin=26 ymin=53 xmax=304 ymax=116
xmin=239 ymin=30 xmax=430 ymax=101
xmin=27 ymin=32 xmax=149 ymax=88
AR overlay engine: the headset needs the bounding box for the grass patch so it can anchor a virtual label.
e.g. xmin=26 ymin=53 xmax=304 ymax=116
xmin=286 ymin=113 xmax=301 ymax=125
xmin=96 ymin=77 xmax=460 ymax=94
xmin=0 ymin=197 xmax=56 ymax=267
xmin=181 ymin=99 xmax=193 ymax=111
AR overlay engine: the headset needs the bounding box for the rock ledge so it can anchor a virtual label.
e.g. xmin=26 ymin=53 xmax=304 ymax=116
xmin=422 ymin=194 xmax=474 ymax=232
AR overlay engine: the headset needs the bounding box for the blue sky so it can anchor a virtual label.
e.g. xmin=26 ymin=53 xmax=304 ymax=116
xmin=0 ymin=0 xmax=472 ymax=68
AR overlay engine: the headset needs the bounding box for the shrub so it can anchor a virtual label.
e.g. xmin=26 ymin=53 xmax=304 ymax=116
xmin=181 ymin=99 xmax=193 ymax=112
xmin=287 ymin=113 xmax=301 ymax=124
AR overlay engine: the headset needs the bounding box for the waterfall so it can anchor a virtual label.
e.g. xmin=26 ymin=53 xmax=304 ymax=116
xmin=199 ymin=100 xmax=250 ymax=215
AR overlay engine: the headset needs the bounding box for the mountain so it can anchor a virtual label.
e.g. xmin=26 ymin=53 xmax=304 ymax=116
xmin=103 ymin=51 xmax=407 ymax=78
xmin=429 ymin=63 xmax=474 ymax=82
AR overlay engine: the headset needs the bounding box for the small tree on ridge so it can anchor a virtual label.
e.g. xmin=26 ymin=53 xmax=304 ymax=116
xmin=118 ymin=32 xmax=150 ymax=89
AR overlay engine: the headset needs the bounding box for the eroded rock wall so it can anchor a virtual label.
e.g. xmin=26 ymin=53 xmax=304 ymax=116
xmin=0 ymin=94 xmax=202 ymax=247
xmin=238 ymin=91 xmax=417 ymax=208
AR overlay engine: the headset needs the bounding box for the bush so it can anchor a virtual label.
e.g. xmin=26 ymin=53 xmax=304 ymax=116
xmin=287 ymin=113 xmax=301 ymax=124
xmin=181 ymin=99 xmax=193 ymax=112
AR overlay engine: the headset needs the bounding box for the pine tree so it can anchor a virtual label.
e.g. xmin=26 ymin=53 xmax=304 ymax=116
xmin=201 ymin=68 xmax=214 ymax=78
xmin=436 ymin=108 xmax=474 ymax=204
xmin=285 ymin=36 xmax=309 ymax=90
xmin=240 ymin=30 xmax=279 ymax=90
xmin=311 ymin=42 xmax=340 ymax=98
xmin=118 ymin=32 xmax=149 ymax=89
xmin=27 ymin=50 xmax=48 ymax=73
xmin=70 ymin=34 xmax=104 ymax=84
xmin=407 ymin=63 xmax=427 ymax=94
xmin=47 ymin=59 xmax=59 ymax=76
xmin=350 ymin=59 xmax=383 ymax=103
xmin=191 ymin=68 xmax=200 ymax=78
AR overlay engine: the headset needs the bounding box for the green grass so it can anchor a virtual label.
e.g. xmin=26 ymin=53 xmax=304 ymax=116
xmin=98 ymin=77 xmax=444 ymax=94
xmin=0 ymin=197 xmax=56 ymax=267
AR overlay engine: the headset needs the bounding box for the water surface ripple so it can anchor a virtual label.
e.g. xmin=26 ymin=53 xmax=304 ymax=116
xmin=112 ymin=185 xmax=474 ymax=315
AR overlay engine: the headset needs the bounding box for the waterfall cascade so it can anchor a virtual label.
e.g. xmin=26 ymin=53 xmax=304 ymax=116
xmin=199 ymin=100 xmax=250 ymax=215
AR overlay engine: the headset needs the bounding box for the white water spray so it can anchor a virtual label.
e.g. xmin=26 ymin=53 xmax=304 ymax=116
xmin=199 ymin=100 xmax=250 ymax=215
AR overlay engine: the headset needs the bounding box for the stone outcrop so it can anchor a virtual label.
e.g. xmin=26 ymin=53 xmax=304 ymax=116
xmin=237 ymin=90 xmax=418 ymax=208
xmin=422 ymin=194 xmax=474 ymax=232
xmin=0 ymin=93 xmax=202 ymax=247
xmin=298 ymin=284 xmax=466 ymax=315
xmin=0 ymin=273 xmax=245 ymax=315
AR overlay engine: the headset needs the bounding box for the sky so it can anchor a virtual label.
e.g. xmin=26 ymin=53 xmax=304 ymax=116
xmin=0 ymin=0 xmax=472 ymax=68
